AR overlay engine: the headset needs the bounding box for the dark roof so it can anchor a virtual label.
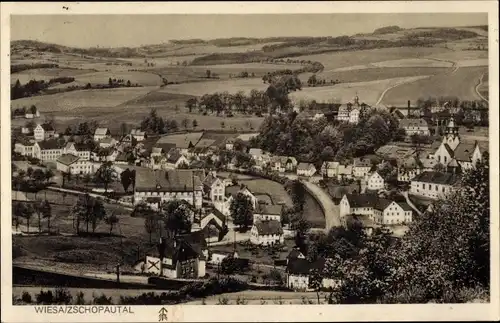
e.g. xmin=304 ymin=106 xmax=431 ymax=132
xmin=286 ymin=257 xmax=326 ymax=275
xmin=115 ymin=152 xmax=129 ymax=162
xmin=190 ymin=160 xmax=205 ymax=169
xmin=399 ymin=118 xmax=428 ymax=128
xmin=40 ymin=123 xmax=55 ymax=131
xmin=353 ymin=158 xmax=371 ymax=168
xmin=203 ymin=206 xmax=226 ymax=224
xmin=287 ymin=249 xmax=304 ymax=260
xmin=453 ymin=143 xmax=477 ymax=162
xmin=443 ymin=143 xmax=455 ymax=157
xmin=253 ymin=220 xmax=283 ymax=236
xmin=167 ymin=151 xmax=183 ymax=163
xmin=154 ymin=143 xmax=177 ymax=154
xmin=344 ymin=193 xmax=379 ymax=208
xmin=56 ymin=154 xmax=79 ymax=166
xmin=412 ymin=171 xmax=460 ymax=185
xmin=145 ymin=197 xmax=162 ymax=203
xmin=135 ymin=168 xmax=202 ymax=192
xmin=254 ymin=203 xmax=282 ymax=216
xmin=203 ymin=173 xmax=219 ymax=187
xmin=297 ymin=162 xmax=315 ymax=171
xmin=74 ymin=142 xmax=92 ymax=151
xmin=37 ymin=139 xmax=63 ymax=150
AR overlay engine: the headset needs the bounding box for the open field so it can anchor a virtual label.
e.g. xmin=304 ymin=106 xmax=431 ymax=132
xmin=63 ymin=70 xmax=163 ymax=87
xmin=11 ymin=68 xmax=96 ymax=84
xmin=10 ymin=87 xmax=156 ymax=112
xmin=158 ymin=78 xmax=267 ymax=96
xmin=381 ymin=66 xmax=488 ymax=106
xmin=422 ymin=49 xmax=488 ymax=63
xmin=290 ymin=76 xmax=431 ymax=105
xmin=332 ymin=58 xmax=453 ymax=71
xmin=234 ymin=178 xmax=293 ymax=207
xmin=302 ymin=67 xmax=449 ymax=85
xmin=290 ymin=47 xmax=451 ymax=70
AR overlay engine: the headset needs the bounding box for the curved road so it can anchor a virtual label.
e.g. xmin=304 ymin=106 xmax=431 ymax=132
xmin=475 ymin=72 xmax=488 ymax=103
xmin=300 ymin=180 xmax=340 ymax=231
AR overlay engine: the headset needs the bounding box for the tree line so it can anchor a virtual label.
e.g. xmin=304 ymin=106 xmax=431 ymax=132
xmin=11 ymin=77 xmax=75 ymax=100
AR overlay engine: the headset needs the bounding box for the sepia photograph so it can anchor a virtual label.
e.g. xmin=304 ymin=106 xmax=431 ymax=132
xmin=1 ymin=2 xmax=498 ymax=322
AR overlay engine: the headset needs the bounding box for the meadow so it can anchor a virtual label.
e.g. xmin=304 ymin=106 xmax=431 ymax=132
xmin=158 ymin=78 xmax=268 ymax=96
xmin=290 ymin=75 xmax=431 ymax=105
xmin=380 ymin=66 xmax=488 ymax=106
xmin=11 ymin=67 xmax=96 ymax=84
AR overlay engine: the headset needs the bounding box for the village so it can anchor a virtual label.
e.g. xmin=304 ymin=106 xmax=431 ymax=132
xmin=11 ymin=89 xmax=488 ymax=296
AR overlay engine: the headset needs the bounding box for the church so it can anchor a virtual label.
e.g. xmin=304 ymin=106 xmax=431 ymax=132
xmin=336 ymin=95 xmax=370 ymax=124
xmin=432 ymin=117 xmax=484 ymax=172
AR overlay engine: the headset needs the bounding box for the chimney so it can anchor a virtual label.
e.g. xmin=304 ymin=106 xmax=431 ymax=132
xmin=407 ymin=100 xmax=411 ymax=117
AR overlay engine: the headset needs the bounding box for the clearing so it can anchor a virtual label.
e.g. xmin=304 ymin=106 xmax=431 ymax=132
xmin=381 ymin=66 xmax=488 ymax=106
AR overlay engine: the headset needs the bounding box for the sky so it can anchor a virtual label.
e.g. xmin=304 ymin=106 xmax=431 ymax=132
xmin=11 ymin=13 xmax=487 ymax=48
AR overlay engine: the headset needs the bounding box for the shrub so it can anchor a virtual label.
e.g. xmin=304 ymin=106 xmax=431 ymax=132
xmin=21 ymin=291 xmax=32 ymax=303
xmin=54 ymin=288 xmax=73 ymax=304
xmin=75 ymin=292 xmax=86 ymax=305
xmin=36 ymin=290 xmax=54 ymax=304
xmin=93 ymin=294 xmax=113 ymax=305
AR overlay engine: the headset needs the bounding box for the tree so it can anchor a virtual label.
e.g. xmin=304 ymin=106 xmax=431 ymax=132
xmin=41 ymin=200 xmax=52 ymax=233
xmin=220 ymin=121 xmax=225 ymax=129
xmin=230 ymin=193 xmax=254 ymax=231
xmin=160 ymin=200 xmax=192 ymax=236
xmin=91 ymin=199 xmax=107 ymax=233
xmin=24 ymin=204 xmax=34 ymax=233
xmin=206 ymin=70 xmax=211 ymax=78
xmin=433 ymin=162 xmax=446 ymax=173
xmin=186 ymin=98 xmax=198 ymax=113
xmin=120 ymin=168 xmax=133 ymax=193
xmin=35 ymin=201 xmax=45 ymax=233
xmin=182 ymin=118 xmax=190 ymax=130
xmin=108 ymin=78 xmax=113 ymax=87
xmin=126 ymin=80 xmax=131 ymax=87
xmin=192 ymin=119 xmax=198 ymax=129
xmin=144 ymin=213 xmax=160 ymax=243
xmin=105 ymin=213 xmax=119 ymax=235
xmin=95 ymin=161 xmax=116 ymax=193
xmin=309 ymin=268 xmax=323 ymax=304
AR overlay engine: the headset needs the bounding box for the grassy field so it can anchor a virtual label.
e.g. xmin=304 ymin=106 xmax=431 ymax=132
xmin=10 ymin=87 xmax=156 ymax=112
xmin=65 ymin=70 xmax=163 ymax=87
xmin=302 ymin=67 xmax=449 ymax=84
xmin=290 ymin=75 xmax=431 ymax=105
xmin=290 ymin=47 xmax=451 ymax=70
xmin=158 ymin=78 xmax=267 ymax=96
xmin=237 ymin=178 xmax=293 ymax=207
xmin=332 ymin=58 xmax=453 ymax=71
xmin=381 ymin=66 xmax=488 ymax=106
xmin=11 ymin=68 xmax=96 ymax=84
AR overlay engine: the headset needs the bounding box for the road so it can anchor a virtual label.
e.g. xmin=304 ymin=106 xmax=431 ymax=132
xmin=47 ymin=186 xmax=134 ymax=210
xmin=475 ymin=71 xmax=488 ymax=103
xmin=402 ymin=191 xmax=423 ymax=216
xmin=300 ymin=180 xmax=340 ymax=231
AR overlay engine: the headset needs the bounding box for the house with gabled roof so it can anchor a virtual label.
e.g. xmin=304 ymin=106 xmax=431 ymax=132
xmin=56 ymin=153 xmax=98 ymax=175
xmin=63 ymin=142 xmax=92 ymax=160
xmin=253 ymin=203 xmax=283 ymax=222
xmin=270 ymin=156 xmax=298 ymax=173
xmin=164 ymin=150 xmax=189 ymax=169
xmin=286 ymin=257 xmax=339 ymax=291
xmin=130 ymin=129 xmax=146 ymax=142
xmin=297 ymin=162 xmax=317 ymax=177
xmin=33 ymin=139 xmax=64 ymax=161
xmin=366 ymin=171 xmax=385 ymax=191
xmin=202 ymin=172 xmax=225 ymax=203
xmin=399 ymin=118 xmax=430 ymax=136
xmin=14 ymin=138 xmax=35 ymax=157
xmin=353 ymin=157 xmax=373 ymax=178
xmin=94 ymin=127 xmax=110 ymax=142
xmin=34 ymin=123 xmax=56 ymax=141
xmin=250 ymin=220 xmax=284 ymax=246
xmin=321 ymin=161 xmax=339 ymax=178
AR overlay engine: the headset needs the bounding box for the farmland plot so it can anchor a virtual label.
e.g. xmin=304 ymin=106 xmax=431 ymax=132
xmin=381 ymin=66 xmax=488 ymax=106
xmin=11 ymin=68 xmax=96 ymax=85
xmin=158 ymin=78 xmax=268 ymax=96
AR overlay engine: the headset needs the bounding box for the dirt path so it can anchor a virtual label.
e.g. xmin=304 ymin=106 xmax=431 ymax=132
xmin=475 ymin=71 xmax=488 ymax=103
xmin=375 ymin=75 xmax=432 ymax=106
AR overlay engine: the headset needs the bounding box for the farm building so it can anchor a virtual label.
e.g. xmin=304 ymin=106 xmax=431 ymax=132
xmin=410 ymin=171 xmax=460 ymax=200
xmin=94 ymin=127 xmax=111 ymax=141
xmin=250 ymin=220 xmax=284 ymax=246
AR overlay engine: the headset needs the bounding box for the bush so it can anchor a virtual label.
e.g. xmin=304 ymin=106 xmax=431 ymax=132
xmin=54 ymin=288 xmax=73 ymax=304
xmin=21 ymin=291 xmax=32 ymax=303
xmin=75 ymin=292 xmax=86 ymax=305
xmin=93 ymin=294 xmax=113 ymax=305
xmin=36 ymin=290 xmax=54 ymax=304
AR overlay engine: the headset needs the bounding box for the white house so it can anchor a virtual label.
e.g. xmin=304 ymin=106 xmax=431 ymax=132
xmin=399 ymin=118 xmax=431 ymax=136
xmin=63 ymin=142 xmax=91 ymax=160
xmin=270 ymin=156 xmax=298 ymax=173
xmin=225 ymin=185 xmax=258 ymax=210
xmin=203 ymin=173 xmax=225 ymax=203
xmin=250 ymin=220 xmax=284 ymax=246
xmin=14 ymin=141 xmax=35 ymax=157
xmin=373 ymin=200 xmax=413 ymax=225
xmin=336 ymin=96 xmax=368 ymax=125
xmin=130 ymin=129 xmax=146 ymax=142
xmin=133 ymin=168 xmax=204 ymax=209
xmin=249 ymin=148 xmax=270 ymax=169
xmin=34 ymin=123 xmax=55 ymax=141
xmin=32 ymin=139 xmax=63 ymax=161
xmin=94 ymin=128 xmax=111 ymax=142
xmin=321 ymin=161 xmax=339 ymax=178
xmin=225 ymin=138 xmax=235 ymax=151
xmin=337 ymin=164 xmax=353 ymax=180
xmin=98 ymin=137 xmax=118 ymax=149
xmin=56 ymin=154 xmax=98 ymax=175
xmin=286 ymin=258 xmax=337 ymax=291
xmin=209 ymin=251 xmax=238 ymax=265
xmin=353 ymin=158 xmax=372 ymax=178
xmin=410 ymin=171 xmax=460 ymax=200
xmin=25 ymin=107 xmax=40 ymax=119
xmin=296 ymin=162 xmax=317 ymax=177
xmin=366 ymin=171 xmax=385 ymax=191
xmin=253 ymin=203 xmax=282 ymax=222
xmin=164 ymin=152 xmax=189 ymax=169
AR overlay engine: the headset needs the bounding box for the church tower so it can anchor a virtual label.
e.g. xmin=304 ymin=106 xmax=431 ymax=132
xmin=442 ymin=117 xmax=460 ymax=150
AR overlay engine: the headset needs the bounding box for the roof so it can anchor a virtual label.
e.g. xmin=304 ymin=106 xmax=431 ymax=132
xmin=135 ymin=168 xmax=203 ymax=192
xmin=39 ymin=123 xmax=55 ymax=132
xmin=399 ymin=118 xmax=429 ymax=128
xmin=37 ymin=139 xmax=63 ymax=150
xmin=442 ymin=143 xmax=455 ymax=157
xmin=249 ymin=148 xmax=263 ymax=157
xmin=195 ymin=139 xmax=216 ymax=148
xmin=453 ymin=143 xmax=477 ymax=162
xmin=166 ymin=151 xmax=184 ymax=163
xmin=338 ymin=165 xmax=353 ymax=175
xmin=286 ymin=257 xmax=326 ymax=275
xmin=225 ymin=185 xmax=252 ymax=199
xmin=344 ymin=193 xmax=382 ymax=208
xmin=322 ymin=161 xmax=339 ymax=169
xmin=156 ymin=239 xmax=205 ymax=268
xmin=94 ymin=128 xmax=109 ymax=136
xmin=297 ymin=162 xmax=315 ymax=171
xmin=151 ymin=147 xmax=163 ymax=155
xmin=130 ymin=129 xmax=145 ymax=136
xmin=353 ymin=158 xmax=371 ymax=168
xmin=287 ymin=249 xmax=304 ymax=260
xmin=412 ymin=171 xmax=460 ymax=185
xmin=203 ymin=206 xmax=226 ymax=224
xmin=345 ymin=214 xmax=377 ymax=228
xmin=254 ymin=203 xmax=282 ymax=216
xmin=272 ymin=155 xmax=297 ymax=164
xmin=56 ymin=153 xmax=80 ymax=166
xmin=397 ymin=202 xmax=413 ymax=211
xmin=253 ymin=220 xmax=283 ymax=236
xmin=203 ymin=173 xmax=219 ymax=187
xmin=99 ymin=137 xmax=116 ymax=144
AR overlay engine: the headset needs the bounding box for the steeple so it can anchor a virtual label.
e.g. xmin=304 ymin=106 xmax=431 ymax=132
xmin=442 ymin=117 xmax=460 ymax=150
xmin=354 ymin=93 xmax=359 ymax=105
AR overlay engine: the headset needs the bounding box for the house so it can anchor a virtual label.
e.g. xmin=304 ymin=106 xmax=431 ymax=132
xmin=344 ymin=214 xmax=378 ymax=235
xmin=94 ymin=128 xmax=110 ymax=141
xmin=225 ymin=138 xmax=235 ymax=151
xmin=199 ymin=207 xmax=228 ymax=243
xmin=249 ymin=148 xmax=270 ymax=168
xmin=366 ymin=171 xmax=385 ymax=191
xmin=339 ymin=193 xmax=413 ymax=226
xmin=253 ymin=203 xmax=282 ymax=222
xmin=32 ymin=139 xmax=64 ymax=161
xmin=250 ymin=220 xmax=284 ymax=246
xmin=25 ymin=107 xmax=40 ymax=119
xmin=144 ymin=236 xmax=206 ymax=278
xmin=225 ymin=184 xmax=258 ymax=210
xmin=336 ymin=95 xmax=368 ymax=124
xmin=14 ymin=141 xmax=35 ymax=157
xmin=397 ymin=156 xmax=423 ymax=182
xmin=399 ymin=118 xmax=430 ymax=136
xmin=34 ymin=123 xmax=55 ymax=141
xmin=296 ymin=162 xmax=317 ymax=177
xmin=337 ymin=164 xmax=353 ymax=180
xmin=270 ymin=156 xmax=298 ymax=173
xmin=150 ymin=147 xmax=164 ymax=159
xmin=133 ymin=168 xmax=204 ymax=209
xmin=410 ymin=171 xmax=460 ymax=200
xmin=21 ymin=127 xmax=32 ymax=135
xmin=98 ymin=137 xmax=118 ymax=149
xmin=56 ymin=154 xmax=97 ymax=175
xmin=286 ymin=257 xmax=338 ymax=291
xmin=321 ymin=161 xmax=339 ymax=178
xmin=130 ymin=129 xmax=146 ymax=141
xmin=164 ymin=151 xmax=189 ymax=169
xmin=202 ymin=172 xmax=225 ymax=203
xmin=63 ymin=142 xmax=91 ymax=160
xmin=453 ymin=142 xmax=483 ymax=171
xmin=353 ymin=158 xmax=372 ymax=178
xmin=209 ymin=251 xmax=238 ymax=265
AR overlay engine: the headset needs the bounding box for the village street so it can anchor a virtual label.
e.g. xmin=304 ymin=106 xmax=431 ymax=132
xmin=300 ymin=180 xmax=341 ymax=231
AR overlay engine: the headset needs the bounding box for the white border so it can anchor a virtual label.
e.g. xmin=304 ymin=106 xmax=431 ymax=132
xmin=1 ymin=2 xmax=499 ymax=322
